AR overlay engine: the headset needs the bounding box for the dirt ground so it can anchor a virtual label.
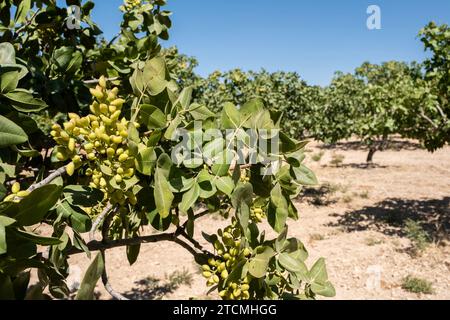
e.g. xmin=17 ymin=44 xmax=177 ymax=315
xmin=65 ymin=139 xmax=450 ymax=300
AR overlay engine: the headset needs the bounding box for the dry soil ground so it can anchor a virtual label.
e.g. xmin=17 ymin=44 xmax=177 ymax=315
xmin=65 ymin=139 xmax=450 ymax=300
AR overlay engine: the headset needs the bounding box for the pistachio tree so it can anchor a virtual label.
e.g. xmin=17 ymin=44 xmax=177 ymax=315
xmin=0 ymin=0 xmax=334 ymax=300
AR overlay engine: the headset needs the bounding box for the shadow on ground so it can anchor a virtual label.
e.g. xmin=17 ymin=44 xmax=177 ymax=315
xmin=319 ymin=139 xmax=423 ymax=151
xmin=121 ymin=269 xmax=193 ymax=300
xmin=329 ymin=197 xmax=450 ymax=242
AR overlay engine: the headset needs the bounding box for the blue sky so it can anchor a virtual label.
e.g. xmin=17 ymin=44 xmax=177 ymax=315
xmin=90 ymin=0 xmax=450 ymax=86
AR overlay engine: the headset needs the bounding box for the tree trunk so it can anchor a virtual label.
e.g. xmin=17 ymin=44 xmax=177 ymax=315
xmin=366 ymin=147 xmax=376 ymax=164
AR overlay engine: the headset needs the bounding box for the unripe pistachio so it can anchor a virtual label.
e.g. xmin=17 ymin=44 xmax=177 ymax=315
xmin=85 ymin=143 xmax=94 ymax=152
xmin=88 ymin=132 xmax=97 ymax=140
xmin=219 ymin=290 xmax=227 ymax=297
xmin=116 ymin=148 xmax=124 ymax=155
xmin=52 ymin=124 xmax=61 ymax=131
xmin=99 ymin=76 xmax=107 ymax=89
xmin=112 ymin=136 xmax=123 ymax=144
xmin=241 ymin=284 xmax=250 ymax=291
xmin=118 ymin=153 xmax=128 ymax=162
xmin=116 ymin=167 xmax=124 ymax=174
xmin=202 ymin=271 xmax=212 ymax=278
xmin=107 ymin=147 xmax=115 ymax=158
xmin=72 ymin=155 xmax=81 ymax=164
xmin=73 ymin=127 xmax=80 ymax=135
xmin=221 ymin=270 xmax=229 ymax=279
xmin=68 ymin=138 xmax=76 ymax=152
xmin=17 ymin=190 xmax=30 ymax=198
xmin=91 ymin=121 xmax=100 ymax=129
xmin=85 ymin=168 xmax=93 ymax=176
xmin=12 ymin=182 xmax=20 ymax=194
xmin=90 ymin=87 xmax=104 ymax=100
xmin=68 ymin=113 xmax=80 ymax=120
xmin=213 ymin=275 xmax=220 ymax=283
xmin=64 ymin=121 xmax=75 ymax=132
xmin=108 ymin=104 xmax=117 ymax=113
xmin=100 ymin=178 xmax=107 ymax=187
xmin=119 ymin=130 xmax=128 ymax=138
xmin=50 ymin=130 xmax=58 ymax=137
xmin=110 ymin=110 xmax=121 ymax=121
xmin=233 ymin=289 xmax=241 ymax=297
xmin=66 ymin=162 xmax=75 ymax=176
xmin=100 ymin=104 xmax=108 ymax=114
xmin=94 ymin=141 xmax=101 ymax=148
xmin=101 ymin=115 xmax=112 ymax=126
xmin=208 ymin=258 xmax=216 ymax=266
xmin=60 ymin=131 xmax=70 ymax=141
xmin=202 ymin=265 xmax=210 ymax=271
xmin=115 ymin=174 xmax=123 ymax=183
xmin=101 ymin=134 xmax=110 ymax=144
xmin=56 ymin=152 xmax=66 ymax=161
xmin=110 ymin=98 xmax=125 ymax=108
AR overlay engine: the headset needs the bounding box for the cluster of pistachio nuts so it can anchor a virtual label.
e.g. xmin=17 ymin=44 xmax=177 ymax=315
xmin=51 ymin=76 xmax=137 ymax=207
xmin=3 ymin=182 xmax=29 ymax=203
xmin=201 ymin=218 xmax=252 ymax=300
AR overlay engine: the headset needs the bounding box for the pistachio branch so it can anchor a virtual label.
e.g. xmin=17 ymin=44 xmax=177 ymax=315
xmin=27 ymin=166 xmax=67 ymax=193
xmin=100 ymin=207 xmax=129 ymax=301
xmin=89 ymin=202 xmax=115 ymax=242
xmin=83 ymin=77 xmax=119 ymax=84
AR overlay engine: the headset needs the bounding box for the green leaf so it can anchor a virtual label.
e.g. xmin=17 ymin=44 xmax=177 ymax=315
xmin=197 ymin=170 xmax=217 ymax=199
xmin=56 ymin=201 xmax=92 ymax=233
xmin=154 ymin=168 xmax=174 ymax=218
xmin=268 ymin=183 xmax=289 ymax=233
xmin=278 ymin=252 xmax=308 ymax=274
xmin=12 ymin=229 xmax=61 ymax=246
xmin=309 ymin=257 xmax=329 ymax=284
xmin=293 ymin=165 xmax=318 ymax=186
xmin=179 ymin=182 xmax=200 ymax=213
xmin=213 ymin=176 xmax=234 ymax=196
xmin=0 ymin=70 xmax=19 ymax=93
xmin=15 ymin=0 xmax=31 ymax=24
xmin=189 ymin=103 xmax=215 ymax=120
xmin=135 ymin=147 xmax=156 ymax=176
xmin=0 ymin=43 xmax=16 ymax=64
xmin=221 ymin=102 xmax=241 ymax=129
xmin=248 ymin=247 xmax=275 ymax=278
xmin=0 ymin=114 xmax=28 ymax=148
xmin=138 ymin=104 xmax=167 ymax=129
xmin=127 ymin=244 xmax=141 ymax=266
xmin=13 ymin=185 xmax=62 ymax=227
xmin=4 ymin=89 xmax=48 ymax=112
xmin=63 ymin=185 xmax=103 ymax=207
xmin=310 ymin=281 xmax=336 ymax=297
xmin=0 ymin=224 xmax=6 ymax=255
xmin=75 ymin=252 xmax=104 ymax=300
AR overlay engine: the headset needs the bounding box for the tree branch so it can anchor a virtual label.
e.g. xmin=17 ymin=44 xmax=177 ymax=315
xmin=84 ymin=77 xmax=119 ymax=84
xmin=99 ymin=206 xmax=129 ymax=301
xmin=89 ymin=202 xmax=114 ymax=242
xmin=27 ymin=166 xmax=67 ymax=192
xmin=420 ymin=111 xmax=439 ymax=129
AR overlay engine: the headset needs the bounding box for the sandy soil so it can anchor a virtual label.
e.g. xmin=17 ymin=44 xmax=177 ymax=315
xmin=64 ymin=139 xmax=450 ymax=300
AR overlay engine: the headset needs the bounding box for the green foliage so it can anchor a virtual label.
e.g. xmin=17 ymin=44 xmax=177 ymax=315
xmin=0 ymin=0 xmax=333 ymax=301
xmin=404 ymin=219 xmax=431 ymax=254
xmin=401 ymin=276 xmax=434 ymax=294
